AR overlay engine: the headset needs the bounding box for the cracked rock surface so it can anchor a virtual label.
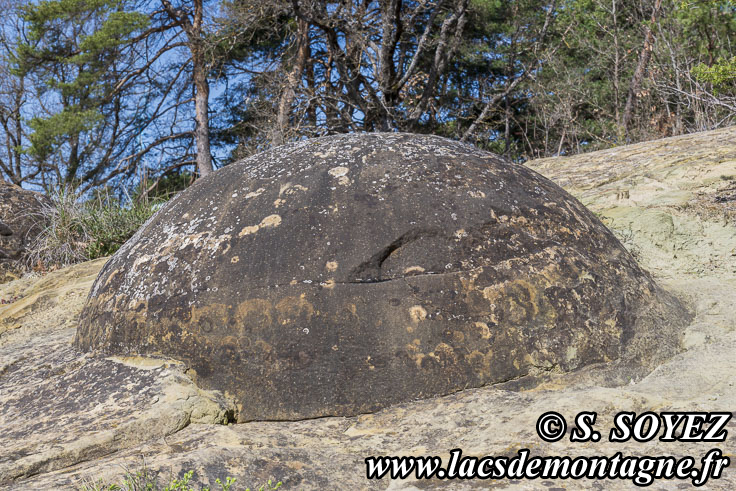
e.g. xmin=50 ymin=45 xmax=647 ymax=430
xmin=75 ymin=133 xmax=688 ymax=421
xmin=0 ymin=259 xmax=234 ymax=486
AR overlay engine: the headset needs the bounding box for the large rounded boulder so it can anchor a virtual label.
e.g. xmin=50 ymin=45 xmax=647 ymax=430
xmin=0 ymin=181 xmax=50 ymax=283
xmin=75 ymin=133 xmax=689 ymax=421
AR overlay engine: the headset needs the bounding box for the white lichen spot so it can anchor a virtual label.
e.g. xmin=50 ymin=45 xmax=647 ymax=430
xmin=469 ymin=190 xmax=486 ymax=199
xmin=274 ymin=198 xmax=285 ymax=208
xmin=404 ymin=266 xmax=425 ymax=274
xmin=315 ymin=149 xmax=337 ymax=158
xmin=326 ymin=261 xmax=338 ymax=272
xmin=328 ymin=166 xmax=349 ymax=178
xmin=231 ymin=256 xmax=240 ymax=264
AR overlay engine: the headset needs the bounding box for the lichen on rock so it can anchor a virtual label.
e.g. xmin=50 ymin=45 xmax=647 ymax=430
xmin=75 ymin=133 xmax=690 ymax=421
xmin=0 ymin=181 xmax=50 ymax=284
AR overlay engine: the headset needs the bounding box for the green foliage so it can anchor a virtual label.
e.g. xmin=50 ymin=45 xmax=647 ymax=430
xmin=28 ymin=108 xmax=104 ymax=161
xmin=81 ymin=191 xmax=162 ymax=259
xmin=693 ymin=56 xmax=736 ymax=90
xmin=80 ymin=467 xmax=281 ymax=491
xmin=25 ymin=185 xmax=164 ymax=270
xmin=679 ymin=1 xmax=736 ymax=93
xmin=24 ymin=185 xmax=91 ymax=268
xmin=135 ymin=171 xmax=196 ymax=202
xmin=246 ymin=479 xmax=281 ymax=491
xmin=74 ymin=11 xmax=149 ymax=61
xmin=12 ymin=0 xmax=149 ymax=179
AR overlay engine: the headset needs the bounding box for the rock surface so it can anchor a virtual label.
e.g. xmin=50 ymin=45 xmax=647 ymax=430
xmin=2 ymin=128 xmax=735 ymax=490
xmin=0 ymin=259 xmax=234 ymax=486
xmin=0 ymin=181 xmax=50 ymax=283
xmin=76 ymin=133 xmax=687 ymax=421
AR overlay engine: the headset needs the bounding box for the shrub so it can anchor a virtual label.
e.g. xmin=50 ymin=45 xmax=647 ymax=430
xmin=80 ymin=191 xmax=163 ymax=259
xmin=80 ymin=467 xmax=281 ymax=491
xmin=25 ymin=185 xmax=165 ymax=271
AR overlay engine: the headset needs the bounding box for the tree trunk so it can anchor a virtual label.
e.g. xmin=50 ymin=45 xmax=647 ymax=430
xmin=274 ymin=18 xmax=309 ymax=146
xmin=161 ymin=0 xmax=213 ymax=177
xmin=622 ymin=0 xmax=662 ymax=138
xmin=192 ymin=48 xmax=213 ymax=177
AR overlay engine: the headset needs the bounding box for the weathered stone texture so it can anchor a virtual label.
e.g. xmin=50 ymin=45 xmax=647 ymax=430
xmin=0 ymin=181 xmax=50 ymax=283
xmin=0 ymin=259 xmax=233 ymax=486
xmin=75 ymin=133 xmax=689 ymax=421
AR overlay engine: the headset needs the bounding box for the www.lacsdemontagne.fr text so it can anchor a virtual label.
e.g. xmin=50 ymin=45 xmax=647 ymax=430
xmin=365 ymin=448 xmax=729 ymax=487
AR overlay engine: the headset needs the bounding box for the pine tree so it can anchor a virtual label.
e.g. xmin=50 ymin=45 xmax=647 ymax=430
xmin=13 ymin=0 xmax=149 ymax=185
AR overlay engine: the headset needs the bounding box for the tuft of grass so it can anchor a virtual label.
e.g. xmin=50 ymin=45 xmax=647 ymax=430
xmin=25 ymin=186 xmax=90 ymax=269
xmin=80 ymin=191 xmax=163 ymax=259
xmin=25 ymin=186 xmax=164 ymax=271
xmin=80 ymin=466 xmax=281 ymax=491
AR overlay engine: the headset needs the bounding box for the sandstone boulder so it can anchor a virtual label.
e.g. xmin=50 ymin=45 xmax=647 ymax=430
xmin=75 ymin=133 xmax=689 ymax=421
xmin=0 ymin=181 xmax=50 ymax=283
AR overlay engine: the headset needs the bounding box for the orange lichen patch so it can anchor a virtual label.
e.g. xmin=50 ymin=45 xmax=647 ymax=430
xmin=327 ymin=166 xmax=349 ymax=177
xmin=433 ymin=343 xmax=459 ymax=367
xmin=279 ymin=183 xmax=308 ymax=196
xmin=190 ymin=303 xmax=230 ymax=333
xmin=235 ymin=298 xmax=274 ymax=332
xmin=405 ymin=343 xmax=425 ymax=369
xmin=409 ymin=305 xmax=427 ymax=323
xmin=245 ymin=187 xmax=265 ymax=199
xmin=474 ymin=322 xmax=491 ymax=340
xmin=261 ymin=214 xmax=281 ymax=227
xmin=276 ymin=295 xmax=315 ymax=325
xmin=482 ymin=277 xmax=558 ymax=326
xmin=103 ymin=269 xmax=122 ymax=288
xmin=239 ymin=214 xmax=282 ymax=237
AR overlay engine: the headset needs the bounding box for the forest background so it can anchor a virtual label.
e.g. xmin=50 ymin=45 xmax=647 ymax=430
xmin=1 ymin=0 xmax=735 ymax=197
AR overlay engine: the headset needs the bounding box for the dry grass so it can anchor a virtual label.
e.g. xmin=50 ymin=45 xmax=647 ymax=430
xmin=24 ymin=186 xmax=164 ymax=271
